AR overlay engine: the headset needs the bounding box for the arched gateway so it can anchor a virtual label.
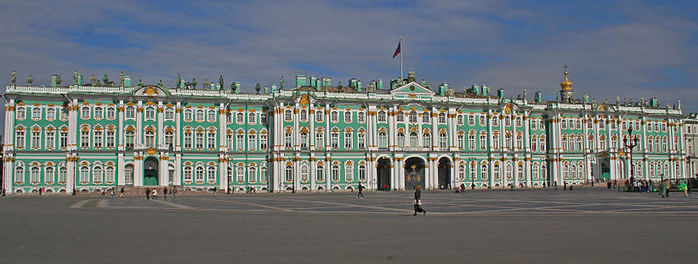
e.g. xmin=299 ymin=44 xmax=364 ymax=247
xmin=143 ymin=157 xmax=159 ymax=186
xmin=377 ymin=157 xmax=392 ymax=190
xmin=404 ymin=157 xmax=425 ymax=190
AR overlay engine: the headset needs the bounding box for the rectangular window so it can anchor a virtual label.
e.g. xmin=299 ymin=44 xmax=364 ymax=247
xmin=468 ymin=134 xmax=475 ymax=151
xmin=184 ymin=132 xmax=192 ymax=149
xmin=81 ymin=130 xmax=89 ymax=148
xmin=260 ymin=134 xmax=267 ymax=150
xmin=315 ymin=111 xmax=323 ymax=122
xmin=236 ymin=134 xmax=244 ymax=150
xmin=195 ymin=132 xmax=204 ymax=149
xmin=480 ymin=134 xmax=486 ymax=150
xmin=207 ymin=132 xmax=216 ymax=149
xmin=316 ymin=132 xmax=324 ymax=149
xmin=248 ymin=134 xmax=256 ymax=151
xmin=226 ymin=134 xmax=233 ymax=149
xmin=344 ymin=132 xmax=352 ymax=149
xmin=331 ymin=132 xmax=339 ymax=149
xmin=106 ymin=130 xmax=115 ymax=148
xmin=59 ymin=131 xmax=68 ymax=149
xmin=107 ymin=107 xmax=116 ymax=119
xmin=358 ymin=133 xmax=366 ymax=149
xmin=31 ymin=131 xmax=40 ymax=149
xmin=46 ymin=131 xmax=55 ymax=149
xmin=46 ymin=108 xmax=55 ymax=120
xmin=94 ymin=130 xmax=102 ymax=148
xmin=248 ymin=113 xmax=256 ymax=124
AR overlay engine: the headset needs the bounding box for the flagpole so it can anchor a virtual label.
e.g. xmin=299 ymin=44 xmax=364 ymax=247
xmin=399 ymin=37 xmax=403 ymax=82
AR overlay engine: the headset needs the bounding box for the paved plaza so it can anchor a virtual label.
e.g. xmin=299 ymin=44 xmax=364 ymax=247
xmin=1 ymin=187 xmax=697 ymax=263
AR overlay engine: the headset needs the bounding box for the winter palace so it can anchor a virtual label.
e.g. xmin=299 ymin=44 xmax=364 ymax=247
xmin=1 ymin=68 xmax=692 ymax=194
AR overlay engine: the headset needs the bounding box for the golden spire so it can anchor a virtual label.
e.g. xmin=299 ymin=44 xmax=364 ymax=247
xmin=560 ymin=65 xmax=573 ymax=91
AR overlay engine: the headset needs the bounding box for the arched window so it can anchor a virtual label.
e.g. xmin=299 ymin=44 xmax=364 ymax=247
xmin=396 ymin=111 xmax=404 ymax=122
xmin=58 ymin=166 xmax=67 ymax=183
xmin=81 ymin=106 xmax=90 ymax=119
xmin=145 ymin=130 xmax=155 ymax=148
xmin=165 ymin=130 xmax=174 ymax=148
xmin=357 ymin=112 xmax=366 ymax=123
xmin=260 ymin=167 xmax=268 ymax=183
xmin=16 ymin=107 xmax=26 ymax=120
xmin=95 ymin=107 xmax=104 ymax=119
xmin=531 ymin=135 xmax=538 ymax=152
xmin=457 ymin=134 xmax=465 ymax=150
xmin=458 ymin=165 xmax=465 ymax=180
xmin=316 ymin=165 xmax=324 ymax=182
xmin=207 ymin=166 xmax=216 ymax=182
xmin=332 ymin=165 xmax=340 ymax=182
xmin=145 ymin=107 xmax=155 ymax=120
xmin=300 ymin=132 xmax=308 ymax=149
xmin=438 ymin=113 xmax=446 ymax=124
xmin=345 ymin=163 xmax=354 ymax=181
xmin=183 ymin=109 xmax=192 ymax=121
xmin=423 ymin=132 xmax=431 ymax=148
xmin=93 ymin=166 xmax=103 ymax=183
xmin=195 ymin=166 xmax=204 ymax=182
xmin=80 ymin=166 xmax=89 ymax=183
xmin=468 ymin=115 xmax=475 ymax=126
xmin=299 ymin=109 xmax=307 ymax=122
xmin=331 ymin=130 xmax=339 ymax=149
xmin=410 ymin=132 xmax=418 ymax=148
xmin=493 ymin=133 xmax=500 ymax=149
xmin=358 ymin=165 xmax=366 ymax=182
xmin=344 ymin=130 xmax=352 ymax=149
xmin=164 ymin=108 xmax=174 ymax=120
xmin=106 ymin=107 xmax=115 ymax=119
xmin=195 ymin=110 xmax=204 ymax=122
xmin=248 ymin=166 xmax=257 ymax=183
xmin=236 ymin=112 xmax=244 ymax=123
xmin=439 ymin=132 xmax=447 ymax=149
xmin=315 ymin=110 xmax=324 ymax=122
xmin=183 ymin=166 xmax=192 ymax=181
xmin=378 ymin=111 xmax=387 ymax=122
xmin=315 ymin=129 xmax=324 ymax=148
xmin=125 ymin=165 xmax=134 ymax=184
xmin=43 ymin=166 xmax=53 ymax=185
xmin=207 ymin=110 xmax=216 ymax=121
xmin=285 ymin=165 xmax=293 ymax=182
xmin=106 ymin=167 xmax=115 ymax=183
xmin=208 ymin=130 xmax=217 ymax=149
xmin=505 ymin=163 xmax=513 ymax=181
xmin=481 ymin=164 xmax=488 ymax=180
xmin=301 ymin=164 xmax=309 ymax=182
xmin=344 ymin=111 xmax=352 ymax=123
xmin=422 ymin=112 xmax=430 ymax=122
xmin=125 ymin=130 xmax=135 ymax=149
xmin=285 ymin=110 xmax=293 ymax=121
xmin=409 ymin=111 xmax=417 ymax=123
xmin=378 ymin=132 xmax=388 ymax=148
xmin=563 ymin=164 xmax=569 ymax=179
xmin=237 ymin=166 xmax=245 ymax=182
xmin=517 ymin=163 xmax=524 ymax=180
xmin=397 ymin=132 xmax=405 ymax=147
xmin=493 ymin=163 xmax=500 ymax=180
xmin=15 ymin=166 xmax=24 ymax=183
xmin=532 ymin=164 xmax=539 ymax=180
xmin=30 ymin=167 xmax=40 ymax=183
xmin=331 ymin=111 xmax=338 ymax=122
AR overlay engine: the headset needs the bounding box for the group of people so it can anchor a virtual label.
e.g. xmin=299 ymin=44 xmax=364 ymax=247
xmin=453 ymin=183 xmax=476 ymax=193
xmin=629 ymin=179 xmax=654 ymax=193
xmin=144 ymin=187 xmax=176 ymax=200
xmin=657 ymin=179 xmax=690 ymax=198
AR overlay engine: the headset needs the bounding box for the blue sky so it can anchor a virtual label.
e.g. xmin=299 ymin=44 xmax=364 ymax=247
xmin=1 ymin=0 xmax=697 ymax=114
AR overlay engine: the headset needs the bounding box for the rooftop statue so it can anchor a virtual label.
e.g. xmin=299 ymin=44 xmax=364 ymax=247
xmin=11 ymin=70 xmax=16 ymax=85
xmin=120 ymin=72 xmax=125 ymax=86
xmin=176 ymin=74 xmax=182 ymax=88
xmin=203 ymin=78 xmax=210 ymax=89
xmin=280 ymin=75 xmax=284 ymax=89
xmin=157 ymin=80 xmax=164 ymax=89
xmin=73 ymin=70 xmax=79 ymax=84
xmin=55 ymin=74 xmax=62 ymax=85
xmin=90 ymin=74 xmax=97 ymax=86
xmin=27 ymin=74 xmax=33 ymax=85
xmin=255 ymin=83 xmax=261 ymax=94
xmin=192 ymin=78 xmax=197 ymax=89
xmin=219 ymin=75 xmax=224 ymax=90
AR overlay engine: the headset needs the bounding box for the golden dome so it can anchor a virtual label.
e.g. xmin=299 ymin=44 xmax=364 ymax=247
xmin=560 ymin=65 xmax=573 ymax=91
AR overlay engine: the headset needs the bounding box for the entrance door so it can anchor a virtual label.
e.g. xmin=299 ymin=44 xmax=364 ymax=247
xmin=404 ymin=157 xmax=425 ymax=190
xmin=143 ymin=157 xmax=159 ymax=186
xmin=600 ymin=157 xmax=611 ymax=181
xmin=377 ymin=157 xmax=391 ymax=191
xmin=438 ymin=157 xmax=451 ymax=189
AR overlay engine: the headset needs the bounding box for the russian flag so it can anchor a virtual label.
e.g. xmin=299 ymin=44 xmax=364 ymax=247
xmin=392 ymin=42 xmax=401 ymax=58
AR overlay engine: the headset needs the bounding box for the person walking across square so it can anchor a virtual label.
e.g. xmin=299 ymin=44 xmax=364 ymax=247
xmin=356 ymin=183 xmax=364 ymax=199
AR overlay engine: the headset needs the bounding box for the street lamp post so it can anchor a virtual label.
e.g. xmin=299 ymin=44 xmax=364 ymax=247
xmin=623 ymin=127 xmax=639 ymax=187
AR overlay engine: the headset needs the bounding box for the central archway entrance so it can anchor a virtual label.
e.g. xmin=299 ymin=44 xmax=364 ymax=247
xmin=438 ymin=157 xmax=451 ymax=189
xmin=404 ymin=157 xmax=425 ymax=190
xmin=377 ymin=157 xmax=391 ymax=191
xmin=143 ymin=157 xmax=159 ymax=186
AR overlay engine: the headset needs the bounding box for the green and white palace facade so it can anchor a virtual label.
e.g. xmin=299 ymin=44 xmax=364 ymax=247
xmin=1 ymin=69 xmax=690 ymax=194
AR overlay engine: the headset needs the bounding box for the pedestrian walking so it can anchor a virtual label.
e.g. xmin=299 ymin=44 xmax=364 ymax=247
xmin=172 ymin=187 xmax=177 ymax=198
xmin=145 ymin=187 xmax=150 ymax=200
xmin=213 ymin=186 xmax=217 ymax=196
xmin=152 ymin=188 xmax=158 ymax=200
xmin=163 ymin=187 xmax=168 ymax=200
xmin=356 ymin=183 xmax=364 ymax=199
xmin=120 ymin=187 xmax=125 ymax=198
xmin=680 ymin=180 xmax=688 ymax=197
xmin=563 ymin=181 xmax=567 ymax=191
xmin=665 ymin=180 xmax=671 ymax=198
xmin=413 ymin=185 xmax=426 ymax=216
xmin=109 ymin=188 xmax=114 ymax=199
